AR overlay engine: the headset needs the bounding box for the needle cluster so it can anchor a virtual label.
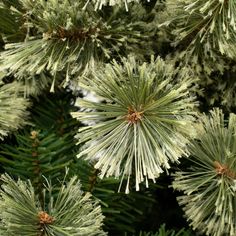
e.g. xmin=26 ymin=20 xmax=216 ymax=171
xmin=0 ymin=0 xmax=153 ymax=93
xmin=0 ymin=174 xmax=106 ymax=236
xmin=72 ymin=56 xmax=197 ymax=193
xmin=173 ymin=109 xmax=236 ymax=236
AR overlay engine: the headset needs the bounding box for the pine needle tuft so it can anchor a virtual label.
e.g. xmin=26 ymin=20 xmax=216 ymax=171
xmin=0 ymin=0 xmax=153 ymax=93
xmin=72 ymin=56 xmax=197 ymax=193
xmin=0 ymin=174 xmax=106 ymax=236
xmin=173 ymin=109 xmax=236 ymax=236
xmin=163 ymin=0 xmax=236 ymax=60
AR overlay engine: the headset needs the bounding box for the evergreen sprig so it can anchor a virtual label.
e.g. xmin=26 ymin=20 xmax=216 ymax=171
xmin=72 ymin=56 xmax=197 ymax=193
xmin=0 ymin=90 xmax=79 ymax=192
xmin=0 ymin=0 xmax=153 ymax=92
xmin=162 ymin=0 xmax=236 ymax=61
xmin=0 ymin=174 xmax=106 ymax=236
xmin=69 ymin=159 xmax=159 ymax=234
xmin=30 ymin=89 xmax=79 ymax=134
xmin=172 ymin=109 xmax=236 ymax=236
xmin=0 ymin=130 xmax=75 ymax=188
xmin=0 ymin=80 xmax=29 ymax=139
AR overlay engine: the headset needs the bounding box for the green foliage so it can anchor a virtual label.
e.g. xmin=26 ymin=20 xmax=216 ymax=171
xmin=0 ymin=174 xmax=106 ymax=236
xmin=72 ymin=56 xmax=197 ymax=193
xmin=0 ymin=0 xmax=155 ymax=93
xmin=158 ymin=0 xmax=236 ymax=111
xmin=0 ymin=89 xmax=78 ymax=196
xmin=0 ymin=0 xmax=25 ymax=43
xmin=163 ymin=0 xmax=236 ymax=61
xmin=1 ymin=0 xmax=236 ymax=235
xmin=138 ymin=224 xmax=192 ymax=236
xmin=0 ymin=130 xmax=75 ymax=195
xmin=69 ymin=159 xmax=159 ymax=234
xmin=30 ymin=89 xmax=79 ymax=134
xmin=20 ymin=72 xmax=53 ymax=96
xmin=198 ymin=63 xmax=236 ymax=111
xmin=0 ymin=80 xmax=30 ymax=139
xmin=173 ymin=109 xmax=236 ymax=236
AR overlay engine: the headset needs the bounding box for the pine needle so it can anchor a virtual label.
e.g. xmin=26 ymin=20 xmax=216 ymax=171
xmin=72 ymin=56 xmax=197 ymax=192
xmin=173 ymin=109 xmax=236 ymax=236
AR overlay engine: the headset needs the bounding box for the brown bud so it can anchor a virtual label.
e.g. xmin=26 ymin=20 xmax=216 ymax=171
xmin=126 ymin=107 xmax=144 ymax=124
xmin=213 ymin=161 xmax=236 ymax=179
xmin=38 ymin=211 xmax=54 ymax=224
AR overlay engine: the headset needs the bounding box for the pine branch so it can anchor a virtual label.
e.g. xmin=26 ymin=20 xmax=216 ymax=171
xmin=30 ymin=89 xmax=79 ymax=134
xmin=0 ymin=80 xmax=30 ymax=139
xmin=172 ymin=109 xmax=236 ymax=236
xmin=69 ymin=159 xmax=159 ymax=234
xmin=20 ymin=72 xmax=53 ymax=96
xmin=72 ymin=56 xmax=197 ymax=193
xmin=0 ymin=174 xmax=106 ymax=236
xmin=0 ymin=129 xmax=75 ymax=190
xmin=0 ymin=89 xmax=80 ymax=201
xmin=162 ymin=0 xmax=236 ymax=61
xmin=0 ymin=0 xmax=155 ymax=92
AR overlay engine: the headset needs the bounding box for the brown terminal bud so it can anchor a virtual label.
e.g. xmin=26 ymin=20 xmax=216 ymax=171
xmin=38 ymin=211 xmax=54 ymax=225
xmin=126 ymin=107 xmax=144 ymax=124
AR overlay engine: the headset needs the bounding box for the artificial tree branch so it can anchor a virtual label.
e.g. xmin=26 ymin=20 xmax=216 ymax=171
xmin=0 ymin=174 xmax=106 ymax=236
xmin=72 ymin=56 xmax=197 ymax=193
xmin=173 ymin=109 xmax=236 ymax=236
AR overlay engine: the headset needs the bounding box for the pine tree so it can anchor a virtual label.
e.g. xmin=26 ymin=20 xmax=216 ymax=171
xmin=0 ymin=0 xmax=236 ymax=235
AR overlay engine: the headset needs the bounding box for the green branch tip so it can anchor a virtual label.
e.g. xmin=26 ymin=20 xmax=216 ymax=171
xmin=0 ymin=174 xmax=107 ymax=236
xmin=172 ymin=108 xmax=236 ymax=236
xmin=72 ymin=56 xmax=197 ymax=193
